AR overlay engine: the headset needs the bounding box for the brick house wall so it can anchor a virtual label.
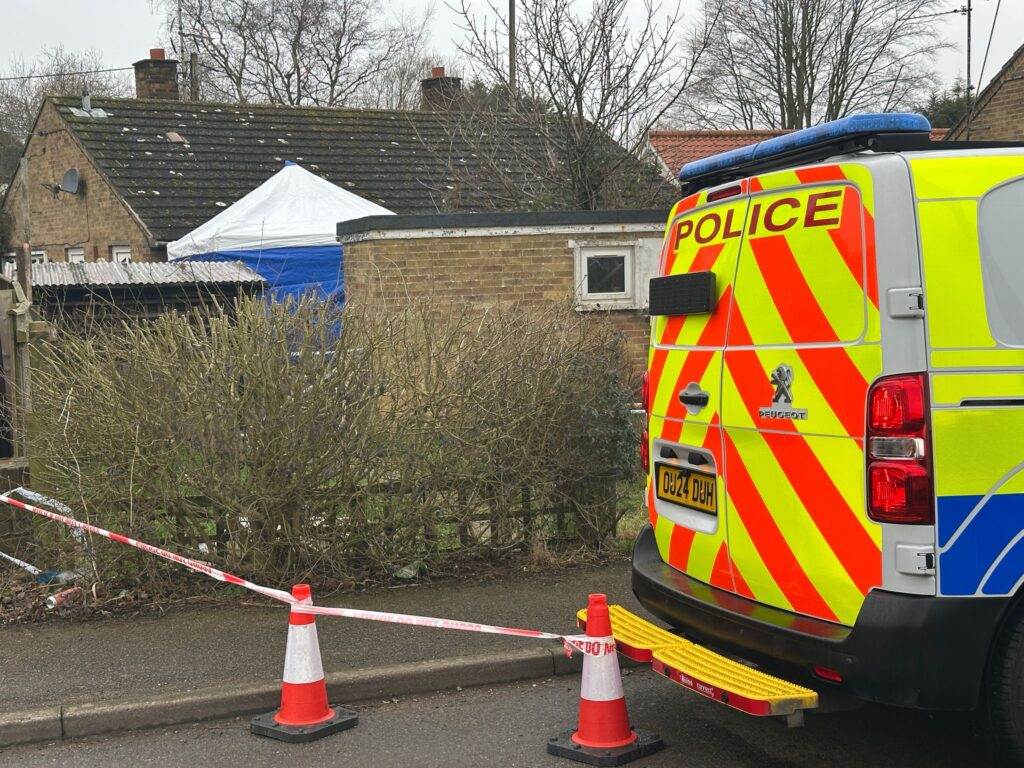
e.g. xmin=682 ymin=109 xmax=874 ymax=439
xmin=338 ymin=213 xmax=667 ymax=375
xmin=2 ymin=102 xmax=158 ymax=263
xmin=947 ymin=42 xmax=1024 ymax=140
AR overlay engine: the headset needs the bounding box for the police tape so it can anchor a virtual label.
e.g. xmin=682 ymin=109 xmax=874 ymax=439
xmin=12 ymin=487 xmax=88 ymax=547
xmin=289 ymin=602 xmax=610 ymax=657
xmin=0 ymin=493 xmax=293 ymax=604
xmin=0 ymin=491 xmax=612 ymax=657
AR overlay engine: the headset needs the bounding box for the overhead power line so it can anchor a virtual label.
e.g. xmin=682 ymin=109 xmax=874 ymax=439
xmin=912 ymin=6 xmax=969 ymax=20
xmin=966 ymin=0 xmax=1002 ymax=140
xmin=0 ymin=66 xmax=133 ymax=83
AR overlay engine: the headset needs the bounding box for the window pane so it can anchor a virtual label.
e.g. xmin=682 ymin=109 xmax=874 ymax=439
xmin=587 ymin=255 xmax=626 ymax=294
xmin=979 ymin=180 xmax=1024 ymax=345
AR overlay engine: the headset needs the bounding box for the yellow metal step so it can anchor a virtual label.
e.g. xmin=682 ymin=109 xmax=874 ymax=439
xmin=576 ymin=604 xmax=682 ymax=661
xmin=579 ymin=604 xmax=818 ymax=718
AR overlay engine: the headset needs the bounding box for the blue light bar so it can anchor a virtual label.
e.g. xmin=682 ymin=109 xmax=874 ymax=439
xmin=679 ymin=112 xmax=932 ymax=182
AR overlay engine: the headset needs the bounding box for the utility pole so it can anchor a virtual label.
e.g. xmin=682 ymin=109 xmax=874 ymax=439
xmin=966 ymin=0 xmax=972 ymax=104
xmin=190 ymin=52 xmax=201 ymax=101
xmin=178 ymin=0 xmax=188 ymax=97
xmin=16 ymin=159 xmax=32 ymax=305
xmin=508 ymin=0 xmax=516 ymax=112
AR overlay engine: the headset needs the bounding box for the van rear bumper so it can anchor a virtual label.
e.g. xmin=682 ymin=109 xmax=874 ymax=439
xmin=631 ymin=524 xmax=1009 ymax=710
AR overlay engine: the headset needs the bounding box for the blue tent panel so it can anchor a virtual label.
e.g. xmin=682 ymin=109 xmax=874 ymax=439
xmin=188 ymin=244 xmax=344 ymax=302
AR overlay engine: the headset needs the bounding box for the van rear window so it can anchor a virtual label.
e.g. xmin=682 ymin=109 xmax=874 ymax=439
xmin=978 ymin=179 xmax=1024 ymax=346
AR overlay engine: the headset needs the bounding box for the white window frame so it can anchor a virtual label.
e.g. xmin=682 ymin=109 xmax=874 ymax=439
xmin=573 ymin=242 xmax=636 ymax=310
xmin=30 ymin=250 xmax=47 ymax=265
xmin=110 ymin=245 xmax=132 ymax=264
xmin=65 ymin=246 xmax=85 ymax=264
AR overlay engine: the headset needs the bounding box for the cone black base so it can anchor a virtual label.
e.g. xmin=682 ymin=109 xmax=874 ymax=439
xmin=547 ymin=729 xmax=664 ymax=766
xmin=250 ymin=706 xmax=359 ymax=743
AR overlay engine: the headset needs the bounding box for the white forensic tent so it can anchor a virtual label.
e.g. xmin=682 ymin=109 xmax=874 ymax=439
xmin=167 ymin=162 xmax=393 ymax=301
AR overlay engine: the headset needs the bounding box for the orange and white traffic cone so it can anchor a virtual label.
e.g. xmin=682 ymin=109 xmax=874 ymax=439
xmin=548 ymin=594 xmax=663 ymax=766
xmin=250 ymin=583 xmax=359 ymax=743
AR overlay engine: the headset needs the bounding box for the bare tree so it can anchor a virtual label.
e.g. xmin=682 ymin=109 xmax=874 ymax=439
xmin=0 ymin=46 xmax=132 ymax=138
xmin=354 ymin=9 xmax=449 ymax=111
xmin=677 ymin=0 xmax=947 ymax=130
xmin=454 ymin=0 xmax=715 ymax=209
xmin=0 ymin=46 xmax=131 ymax=186
xmin=155 ymin=0 xmax=432 ymax=107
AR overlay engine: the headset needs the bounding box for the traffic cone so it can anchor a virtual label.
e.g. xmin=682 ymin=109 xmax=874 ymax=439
xmin=548 ymin=594 xmax=663 ymax=766
xmin=250 ymin=583 xmax=359 ymax=743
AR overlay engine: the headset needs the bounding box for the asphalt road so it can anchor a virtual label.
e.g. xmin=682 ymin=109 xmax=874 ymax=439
xmin=0 ymin=668 xmax=992 ymax=768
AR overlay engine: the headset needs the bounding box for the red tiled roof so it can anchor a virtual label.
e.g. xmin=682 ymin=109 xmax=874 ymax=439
xmin=650 ymin=128 xmax=949 ymax=176
xmin=649 ymin=130 xmax=790 ymax=173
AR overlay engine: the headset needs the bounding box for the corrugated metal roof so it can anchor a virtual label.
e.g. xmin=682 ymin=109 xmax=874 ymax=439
xmin=2 ymin=260 xmax=265 ymax=288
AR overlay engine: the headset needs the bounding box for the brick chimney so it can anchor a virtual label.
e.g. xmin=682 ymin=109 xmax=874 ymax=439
xmin=420 ymin=66 xmax=462 ymax=111
xmin=134 ymin=48 xmax=180 ymax=101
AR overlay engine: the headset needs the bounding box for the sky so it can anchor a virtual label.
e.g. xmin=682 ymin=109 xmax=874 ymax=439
xmin=1 ymin=0 xmax=1021 ymax=101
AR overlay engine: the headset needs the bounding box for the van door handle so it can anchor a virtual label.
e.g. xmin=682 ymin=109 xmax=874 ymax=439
xmin=679 ymin=392 xmax=709 ymax=407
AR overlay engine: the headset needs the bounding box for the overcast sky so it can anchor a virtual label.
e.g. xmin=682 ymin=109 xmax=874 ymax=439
xmin=2 ymin=0 xmax=1021 ymax=100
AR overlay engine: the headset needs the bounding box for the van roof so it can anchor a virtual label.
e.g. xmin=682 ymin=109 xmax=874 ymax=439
xmin=678 ymin=112 xmax=1024 ymax=193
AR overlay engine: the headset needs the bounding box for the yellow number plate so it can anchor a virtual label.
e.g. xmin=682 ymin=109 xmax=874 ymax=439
xmin=655 ymin=464 xmax=717 ymax=515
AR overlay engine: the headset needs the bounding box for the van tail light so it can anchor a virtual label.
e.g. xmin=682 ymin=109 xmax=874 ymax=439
xmin=641 ymin=372 xmax=651 ymax=474
xmin=866 ymin=374 xmax=933 ymax=524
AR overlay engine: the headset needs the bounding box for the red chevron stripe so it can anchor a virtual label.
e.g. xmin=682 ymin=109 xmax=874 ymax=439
xmin=663 ymin=194 xmax=701 ymax=276
xmin=747 ymin=235 xmax=868 ymax=437
xmin=662 ymin=285 xmax=732 ymax=427
xmin=710 ymin=542 xmax=734 ymax=591
xmin=659 ymin=243 xmax=727 ymax=346
xmin=649 ymin=347 xmax=670 ymax=410
xmin=723 ymin=428 xmax=838 ymax=620
xmin=793 ymin=167 xmax=879 ymax=310
xmin=726 ymin=304 xmax=880 ymax=596
xmin=731 ymin=555 xmax=755 ymax=599
xmin=794 ymin=165 xmax=845 ymax=184
xmin=669 ymin=523 xmax=696 ymax=573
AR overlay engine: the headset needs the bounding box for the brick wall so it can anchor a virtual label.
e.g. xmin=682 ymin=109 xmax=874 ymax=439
xmin=2 ymin=101 xmax=158 ymax=263
xmin=948 ymin=45 xmax=1024 ymax=140
xmin=342 ymin=229 xmax=657 ymax=375
xmin=134 ymin=60 xmax=180 ymax=101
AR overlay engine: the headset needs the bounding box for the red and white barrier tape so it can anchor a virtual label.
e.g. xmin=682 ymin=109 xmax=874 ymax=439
xmin=0 ymin=494 xmax=292 ymax=604
xmin=291 ymin=603 xmax=605 ymax=656
xmin=0 ymin=492 xmax=612 ymax=657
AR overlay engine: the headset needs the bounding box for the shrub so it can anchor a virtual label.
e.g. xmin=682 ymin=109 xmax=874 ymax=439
xmin=25 ymin=296 xmax=639 ymax=590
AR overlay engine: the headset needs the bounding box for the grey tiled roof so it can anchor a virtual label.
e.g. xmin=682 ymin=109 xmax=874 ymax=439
xmin=50 ymin=96 xmax=668 ymax=244
xmin=3 ymin=260 xmax=264 ymax=288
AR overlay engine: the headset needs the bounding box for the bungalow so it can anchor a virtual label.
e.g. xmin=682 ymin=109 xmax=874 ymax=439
xmin=1 ymin=51 xmax=670 ymax=266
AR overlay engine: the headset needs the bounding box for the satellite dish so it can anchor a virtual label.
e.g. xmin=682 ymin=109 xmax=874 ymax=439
xmin=61 ymin=168 xmax=82 ymax=196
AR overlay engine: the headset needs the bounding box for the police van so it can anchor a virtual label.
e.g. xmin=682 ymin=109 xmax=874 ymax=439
xmin=633 ymin=114 xmax=1024 ymax=757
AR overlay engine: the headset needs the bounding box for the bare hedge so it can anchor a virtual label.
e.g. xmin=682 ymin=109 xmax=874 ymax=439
xmin=25 ymin=297 xmax=640 ymax=589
